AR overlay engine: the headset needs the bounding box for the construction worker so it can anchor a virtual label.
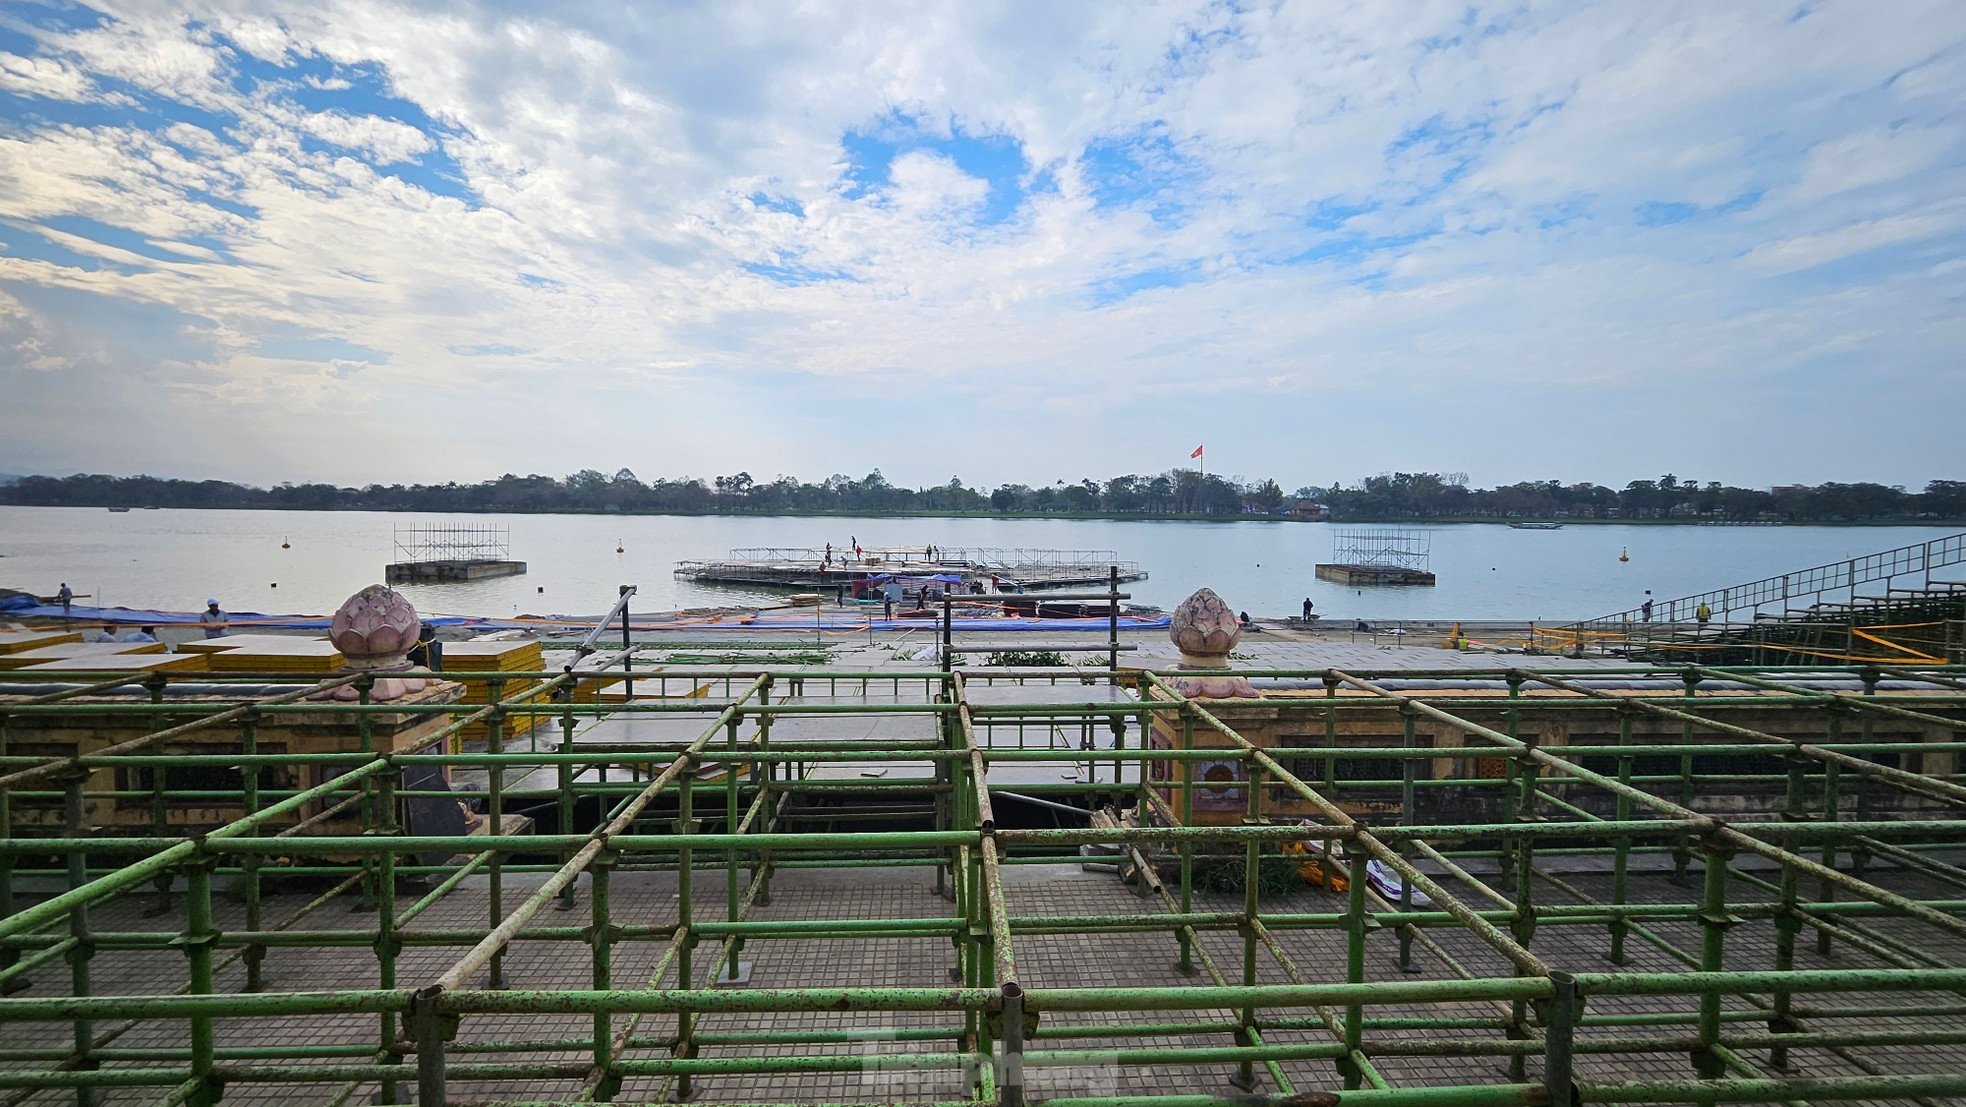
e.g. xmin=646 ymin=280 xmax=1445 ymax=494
xmin=1696 ymin=602 xmax=1712 ymax=628
xmin=57 ymin=582 xmax=73 ymax=616
xmin=199 ymin=599 xmax=227 ymax=639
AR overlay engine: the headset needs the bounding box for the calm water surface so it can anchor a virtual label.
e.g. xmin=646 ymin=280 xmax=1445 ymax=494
xmin=0 ymin=507 xmax=1957 ymax=623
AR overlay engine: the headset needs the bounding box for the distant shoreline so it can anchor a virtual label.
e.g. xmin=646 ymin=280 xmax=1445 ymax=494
xmin=3 ymin=503 xmax=1960 ymax=527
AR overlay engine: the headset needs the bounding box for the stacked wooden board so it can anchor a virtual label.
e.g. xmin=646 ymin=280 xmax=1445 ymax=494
xmin=0 ymin=641 xmax=167 ymax=670
xmin=197 ymin=637 xmax=344 ymax=676
xmin=16 ymin=652 xmax=208 ymax=674
xmin=0 ymin=629 xmax=84 ymax=654
xmin=440 ymin=640 xmax=547 ymax=748
xmin=178 ymin=633 xmax=333 ymax=656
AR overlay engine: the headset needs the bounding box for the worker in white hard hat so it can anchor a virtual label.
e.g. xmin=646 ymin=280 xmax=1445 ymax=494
xmin=198 ymin=598 xmax=227 ymax=639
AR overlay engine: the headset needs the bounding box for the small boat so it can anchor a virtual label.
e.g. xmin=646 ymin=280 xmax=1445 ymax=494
xmin=1508 ymin=521 xmax=1561 ymax=530
xmin=106 ymin=506 xmax=131 ymax=513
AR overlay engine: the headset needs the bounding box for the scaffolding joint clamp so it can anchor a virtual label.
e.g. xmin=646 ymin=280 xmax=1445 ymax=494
xmin=49 ymin=758 xmax=91 ymax=788
xmin=1694 ymin=817 xmax=1731 ymax=845
xmin=406 ymin=987 xmax=460 ymax=1042
xmin=170 ymin=929 xmax=221 ymax=952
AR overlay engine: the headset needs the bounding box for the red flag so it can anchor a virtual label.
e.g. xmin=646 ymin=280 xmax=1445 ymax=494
xmin=1190 ymin=444 xmax=1204 ymax=459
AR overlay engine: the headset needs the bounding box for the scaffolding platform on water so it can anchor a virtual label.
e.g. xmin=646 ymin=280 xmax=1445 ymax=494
xmin=675 ymin=545 xmax=1147 ymax=592
xmin=5 ymin=582 xmax=1966 ymax=1105
xmin=1315 ymin=527 xmax=1437 ymax=585
xmin=386 ymin=522 xmax=528 ymax=583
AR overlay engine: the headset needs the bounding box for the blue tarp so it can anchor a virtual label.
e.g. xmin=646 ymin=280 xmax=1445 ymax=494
xmin=661 ymin=612 xmax=1172 ymax=632
xmin=0 ymin=594 xmax=485 ymax=630
xmin=0 ymin=594 xmax=1170 ymax=634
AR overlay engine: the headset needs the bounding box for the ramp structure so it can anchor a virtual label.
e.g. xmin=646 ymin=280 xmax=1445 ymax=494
xmin=1545 ymin=532 xmax=1966 ymax=663
xmin=3 ymin=640 xmax=1966 ymax=1105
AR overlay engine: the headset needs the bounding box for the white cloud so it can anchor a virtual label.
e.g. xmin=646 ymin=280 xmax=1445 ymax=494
xmin=58 ymin=17 xmax=229 ymax=107
xmin=291 ymin=109 xmax=433 ymax=164
xmin=885 ymin=150 xmax=989 ymax=214
xmin=0 ymin=53 xmax=97 ymax=101
xmin=0 ymin=288 xmax=69 ymax=372
xmin=1741 ymin=211 xmax=1963 ymax=272
xmin=1791 ymin=126 xmax=1958 ymax=200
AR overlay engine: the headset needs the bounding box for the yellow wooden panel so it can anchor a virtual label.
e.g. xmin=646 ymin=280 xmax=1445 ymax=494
xmin=0 ymin=630 xmax=84 ymax=654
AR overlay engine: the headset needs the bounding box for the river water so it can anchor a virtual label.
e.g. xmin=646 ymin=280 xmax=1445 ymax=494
xmin=0 ymin=506 xmax=1956 ymax=623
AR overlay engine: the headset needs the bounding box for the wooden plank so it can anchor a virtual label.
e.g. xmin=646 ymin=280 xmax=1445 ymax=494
xmin=0 ymin=641 xmax=167 ymax=670
xmin=178 ymin=633 xmax=329 ymax=655
xmin=0 ymin=630 xmax=84 ymax=655
xmin=16 ymin=653 xmax=209 ymax=673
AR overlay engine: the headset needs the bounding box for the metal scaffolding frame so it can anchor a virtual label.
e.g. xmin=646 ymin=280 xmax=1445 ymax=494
xmin=4 ymin=647 xmax=1966 ymax=1106
xmin=1328 ymin=530 xmax=1433 ymax=571
xmin=393 ymin=524 xmax=513 ymax=566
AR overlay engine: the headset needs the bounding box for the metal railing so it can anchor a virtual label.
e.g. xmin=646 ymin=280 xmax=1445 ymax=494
xmin=1568 ymin=531 xmax=1966 ymax=632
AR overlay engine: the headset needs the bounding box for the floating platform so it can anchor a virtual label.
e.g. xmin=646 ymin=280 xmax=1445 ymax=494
xmin=1315 ymin=562 xmax=1438 ymax=586
xmin=676 ymin=545 xmax=1145 ymax=592
xmin=385 ymin=559 xmax=528 ymax=583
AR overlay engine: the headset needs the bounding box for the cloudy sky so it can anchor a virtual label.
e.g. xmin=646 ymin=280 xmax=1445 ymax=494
xmin=1 ymin=1 xmax=1962 ymax=491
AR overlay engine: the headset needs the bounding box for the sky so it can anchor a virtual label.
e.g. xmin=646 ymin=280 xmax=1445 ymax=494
xmin=0 ymin=1 xmax=1963 ymax=493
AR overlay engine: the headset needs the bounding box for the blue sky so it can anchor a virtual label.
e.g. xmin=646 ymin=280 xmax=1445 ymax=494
xmin=1 ymin=1 xmax=1963 ymax=491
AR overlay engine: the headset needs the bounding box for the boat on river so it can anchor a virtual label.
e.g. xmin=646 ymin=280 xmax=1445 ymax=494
xmin=1507 ymin=521 xmax=1563 ymax=530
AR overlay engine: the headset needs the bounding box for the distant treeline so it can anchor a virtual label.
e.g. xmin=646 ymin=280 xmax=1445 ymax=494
xmin=2 ymin=469 xmax=1961 ymax=523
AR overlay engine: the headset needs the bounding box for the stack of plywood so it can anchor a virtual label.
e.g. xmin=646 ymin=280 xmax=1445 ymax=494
xmin=178 ymin=633 xmax=331 ymax=656
xmin=198 ymin=638 xmax=344 ymax=676
xmin=0 ymin=640 xmax=167 ymax=671
xmin=0 ymin=629 xmax=84 ymax=655
xmin=441 ymin=640 xmax=547 ymax=747
xmin=16 ymin=652 xmax=208 ymax=674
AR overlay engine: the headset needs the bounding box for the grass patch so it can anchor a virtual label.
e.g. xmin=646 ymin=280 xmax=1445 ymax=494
xmin=1192 ymin=850 xmax=1305 ymax=899
xmin=985 ymin=649 xmax=1070 ymax=667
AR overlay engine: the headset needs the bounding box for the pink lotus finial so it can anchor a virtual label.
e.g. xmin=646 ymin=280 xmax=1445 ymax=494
xmin=330 ymin=584 xmax=421 ymax=663
xmin=1168 ymin=587 xmax=1259 ymax=698
xmin=315 ymin=584 xmax=434 ymax=702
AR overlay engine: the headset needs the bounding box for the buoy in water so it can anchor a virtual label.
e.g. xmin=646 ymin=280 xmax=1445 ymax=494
xmin=281 ymin=537 xmax=290 ymax=549
xmin=616 ymin=543 xmax=625 ymax=554
xmin=1619 ymin=546 xmax=1630 ymax=563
